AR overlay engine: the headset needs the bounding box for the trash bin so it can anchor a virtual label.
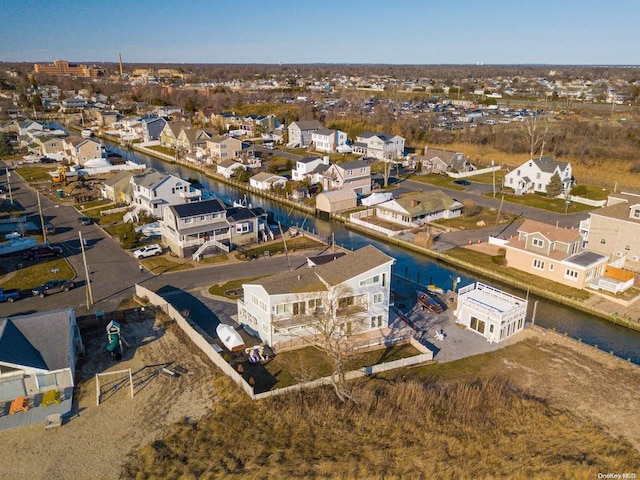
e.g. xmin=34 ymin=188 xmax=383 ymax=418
xmin=56 ymin=189 xmax=64 ymax=198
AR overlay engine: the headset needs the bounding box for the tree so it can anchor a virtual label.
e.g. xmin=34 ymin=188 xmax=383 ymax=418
xmin=546 ymin=172 xmax=563 ymax=197
xmin=0 ymin=133 xmax=13 ymax=156
xmin=520 ymin=111 xmax=550 ymax=158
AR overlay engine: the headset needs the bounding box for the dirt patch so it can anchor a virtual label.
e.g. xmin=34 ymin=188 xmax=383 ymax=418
xmin=0 ymin=311 xmax=220 ymax=480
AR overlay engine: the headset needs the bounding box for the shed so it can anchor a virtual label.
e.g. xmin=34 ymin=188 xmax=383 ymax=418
xmin=315 ymin=189 xmax=357 ymax=214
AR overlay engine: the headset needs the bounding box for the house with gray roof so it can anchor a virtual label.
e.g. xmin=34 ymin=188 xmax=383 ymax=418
xmin=504 ymin=157 xmax=572 ymax=196
xmin=131 ymin=169 xmax=202 ymax=220
xmin=102 ymin=170 xmax=136 ymax=203
xmin=375 ymin=191 xmax=463 ymax=227
xmin=0 ymin=308 xmax=83 ymax=428
xmin=322 ymin=159 xmax=372 ymax=194
xmin=237 ymin=245 xmax=395 ymax=348
xmin=352 ymin=132 xmax=405 ymax=160
xmin=292 ymin=155 xmax=330 ymax=183
xmin=287 ymin=120 xmax=323 ymax=148
xmin=160 ymin=198 xmax=267 ymax=259
xmin=310 ymin=128 xmax=349 ymax=153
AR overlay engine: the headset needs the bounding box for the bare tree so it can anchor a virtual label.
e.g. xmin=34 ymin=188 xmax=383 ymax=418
xmin=520 ymin=111 xmax=549 ymax=159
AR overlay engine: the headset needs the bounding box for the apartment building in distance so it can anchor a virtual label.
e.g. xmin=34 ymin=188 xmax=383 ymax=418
xmin=34 ymin=60 xmax=104 ymax=78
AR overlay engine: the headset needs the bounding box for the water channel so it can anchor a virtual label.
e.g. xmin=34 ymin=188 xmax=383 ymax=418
xmin=107 ymin=141 xmax=640 ymax=364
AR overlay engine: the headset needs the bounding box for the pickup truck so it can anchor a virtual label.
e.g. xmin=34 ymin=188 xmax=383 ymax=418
xmin=0 ymin=288 xmax=21 ymax=303
xmin=32 ymin=279 xmax=75 ymax=298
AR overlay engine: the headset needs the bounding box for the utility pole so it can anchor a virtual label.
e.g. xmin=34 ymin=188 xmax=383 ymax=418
xmin=491 ymin=159 xmax=496 ymax=198
xmin=277 ymin=221 xmax=291 ymax=271
xmin=6 ymin=167 xmax=13 ymax=204
xmin=79 ymin=231 xmax=94 ymax=309
xmin=37 ymin=190 xmax=46 ymax=244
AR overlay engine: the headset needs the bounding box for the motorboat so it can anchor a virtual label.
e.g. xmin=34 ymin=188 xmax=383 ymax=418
xmin=81 ymin=129 xmax=93 ymax=138
xmin=216 ymin=323 xmax=245 ymax=352
xmin=416 ymin=290 xmax=444 ymax=313
xmin=0 ymin=237 xmax=37 ymax=256
xmin=426 ymin=284 xmax=445 ymax=295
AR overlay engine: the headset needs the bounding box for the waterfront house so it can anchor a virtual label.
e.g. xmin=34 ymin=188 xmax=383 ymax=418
xmin=374 ymin=191 xmax=463 ymax=227
xmin=130 ymin=169 xmax=202 ymax=220
xmin=249 ymin=172 xmax=287 ymax=191
xmin=237 ymin=245 xmax=395 ymax=349
xmin=352 ymin=132 xmax=405 ymax=160
xmin=216 ymin=159 xmax=245 ymax=179
xmin=62 ymin=135 xmax=104 ymax=165
xmin=503 ymin=219 xmax=608 ymax=290
xmin=31 ymin=135 xmax=66 ymax=161
xmin=159 ymin=121 xmax=191 ymax=149
xmin=207 ymin=135 xmax=243 ymax=160
xmin=315 ymin=189 xmax=358 ymax=214
xmin=504 ymin=157 xmax=572 ymax=196
xmin=321 ymin=159 xmax=372 ymax=194
xmin=141 ymin=116 xmax=167 ymax=142
xmin=102 ymin=170 xmax=136 ymax=204
xmin=455 ymin=282 xmax=527 ymax=343
xmin=291 ymin=156 xmax=330 ymax=183
xmin=160 ymin=198 xmax=267 ymax=259
xmin=287 ymin=120 xmax=323 ymax=148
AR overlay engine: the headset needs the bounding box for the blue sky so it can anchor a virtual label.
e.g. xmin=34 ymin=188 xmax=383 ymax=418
xmin=1 ymin=0 xmax=638 ymax=65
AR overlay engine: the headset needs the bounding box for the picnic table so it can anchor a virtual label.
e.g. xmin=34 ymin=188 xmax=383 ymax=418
xmin=9 ymin=396 xmax=29 ymax=415
xmin=42 ymin=390 xmax=61 ymax=408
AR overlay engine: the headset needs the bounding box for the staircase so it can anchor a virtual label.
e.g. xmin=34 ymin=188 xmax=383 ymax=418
xmin=192 ymin=238 xmax=230 ymax=261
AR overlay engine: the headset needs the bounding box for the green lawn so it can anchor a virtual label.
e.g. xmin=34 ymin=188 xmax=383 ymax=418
xmin=15 ymin=165 xmax=55 ymax=182
xmin=434 ymin=207 xmax=516 ymax=230
xmin=208 ymin=275 xmax=269 ymax=297
xmin=407 ymin=173 xmax=466 ymax=190
xmin=487 ymin=191 xmax=594 ymax=214
xmin=466 ymin=170 xmax=506 ymax=185
xmin=140 ymin=256 xmax=194 ymax=274
xmin=237 ymin=236 xmax=325 ymax=258
xmin=146 ymin=145 xmax=176 ymax=157
xmin=0 ymin=258 xmax=75 ymax=291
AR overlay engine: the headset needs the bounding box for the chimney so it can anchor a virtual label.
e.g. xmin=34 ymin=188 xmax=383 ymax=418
xmin=323 ymin=155 xmax=330 ymax=166
xmin=411 ymin=199 xmax=419 ymax=207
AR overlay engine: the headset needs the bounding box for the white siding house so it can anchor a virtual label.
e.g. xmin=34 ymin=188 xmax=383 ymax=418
xmin=504 ymin=157 xmax=572 ymax=196
xmin=310 ymin=128 xmax=348 ymax=153
xmin=131 ymin=170 xmax=202 ymax=220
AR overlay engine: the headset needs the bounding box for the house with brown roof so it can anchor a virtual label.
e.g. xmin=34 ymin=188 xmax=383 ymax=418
xmin=159 ymin=121 xmax=191 ymax=149
xmin=207 ymin=135 xmax=243 ymax=160
xmin=410 ymin=147 xmax=470 ymax=174
xmin=322 ymin=159 xmax=372 ymax=194
xmin=503 ymin=219 xmax=608 ymax=289
xmin=175 ymin=128 xmax=213 ymax=152
xmin=62 ymin=135 xmax=104 ymax=165
xmin=374 ymin=191 xmax=463 ymax=227
xmin=237 ymin=245 xmax=395 ymax=348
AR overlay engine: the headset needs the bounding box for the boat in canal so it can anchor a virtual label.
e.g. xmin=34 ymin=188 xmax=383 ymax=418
xmin=416 ymin=290 xmax=444 ymax=313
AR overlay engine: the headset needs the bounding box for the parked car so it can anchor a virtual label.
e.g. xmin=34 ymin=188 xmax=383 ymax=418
xmin=32 ymin=279 xmax=75 ymax=298
xmin=21 ymin=244 xmax=63 ymax=260
xmin=78 ymin=216 xmax=92 ymax=225
xmin=0 ymin=287 xmax=21 ymax=303
xmin=453 ymin=179 xmax=471 ymax=186
xmin=133 ymin=244 xmax=163 ymax=259
xmin=44 ymin=223 xmax=55 ymax=234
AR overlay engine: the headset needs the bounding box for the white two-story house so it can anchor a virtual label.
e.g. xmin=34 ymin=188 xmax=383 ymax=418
xmin=310 ymin=128 xmax=349 ymax=153
xmin=504 ymin=157 xmax=572 ymax=196
xmin=237 ymin=245 xmax=395 ymax=348
xmin=131 ymin=170 xmax=202 ymax=220
xmin=292 ymin=156 xmax=330 ymax=183
xmin=352 ymin=132 xmax=405 ymax=160
xmin=322 ymin=160 xmax=372 ymax=194
xmin=160 ymin=198 xmax=267 ymax=259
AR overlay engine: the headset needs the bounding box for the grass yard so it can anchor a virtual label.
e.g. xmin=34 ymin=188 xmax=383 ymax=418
xmin=487 ymin=191 xmax=595 ymax=214
xmin=96 ymin=211 xmax=126 ymax=226
xmin=465 ymin=169 xmax=506 ymax=185
xmin=140 ymin=256 xmax=194 ymax=274
xmin=198 ymin=253 xmax=230 ymax=265
xmin=146 ymin=145 xmax=176 ymax=157
xmin=0 ymin=257 xmax=75 ymax=291
xmin=15 ymin=165 xmax=55 ymax=182
xmin=238 ymin=236 xmax=325 ymax=258
xmin=208 ymin=275 xmax=269 ymax=297
xmin=408 ymin=173 xmax=466 ymax=190
xmin=434 ymin=207 xmax=516 ymax=230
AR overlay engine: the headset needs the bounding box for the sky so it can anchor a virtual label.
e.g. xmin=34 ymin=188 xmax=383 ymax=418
xmin=1 ymin=0 xmax=639 ymax=65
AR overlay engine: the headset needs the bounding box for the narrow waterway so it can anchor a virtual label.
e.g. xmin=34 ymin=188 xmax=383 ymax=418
xmin=107 ymin=141 xmax=640 ymax=364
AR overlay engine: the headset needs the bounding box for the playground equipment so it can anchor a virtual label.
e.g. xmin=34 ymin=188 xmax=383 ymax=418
xmin=245 ymin=345 xmax=269 ymax=363
xmin=105 ymin=320 xmax=129 ymax=359
xmin=95 ymin=369 xmax=134 ymax=405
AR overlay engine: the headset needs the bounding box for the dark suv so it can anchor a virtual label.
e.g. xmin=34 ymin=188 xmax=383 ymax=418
xmin=32 ymin=279 xmax=75 ymax=298
xmin=21 ymin=245 xmax=63 ymax=260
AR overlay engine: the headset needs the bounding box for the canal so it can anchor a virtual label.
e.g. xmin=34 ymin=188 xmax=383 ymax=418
xmin=108 ymin=141 xmax=640 ymax=364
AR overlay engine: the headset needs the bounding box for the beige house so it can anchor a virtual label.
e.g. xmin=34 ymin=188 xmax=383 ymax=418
xmin=580 ymin=193 xmax=640 ymax=273
xmin=410 ymin=147 xmax=469 ymax=174
xmin=207 ymin=135 xmax=243 ymax=160
xmin=32 ymin=135 xmax=66 ymax=161
xmin=322 ymin=160 xmax=372 ymax=195
xmin=316 ymin=189 xmax=358 ymax=214
xmin=62 ymin=135 xmax=104 ymax=165
xmin=159 ymin=121 xmax=191 ymax=149
xmin=503 ymin=219 xmax=608 ymax=289
xmin=375 ymin=191 xmax=463 ymax=227
xmin=176 ymin=128 xmax=213 ymax=152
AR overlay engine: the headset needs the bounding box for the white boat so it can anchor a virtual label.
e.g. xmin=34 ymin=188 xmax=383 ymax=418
xmin=0 ymin=237 xmax=37 ymax=256
xmin=81 ymin=129 xmax=93 ymax=138
xmin=216 ymin=323 xmax=245 ymax=352
xmin=361 ymin=191 xmax=393 ymax=206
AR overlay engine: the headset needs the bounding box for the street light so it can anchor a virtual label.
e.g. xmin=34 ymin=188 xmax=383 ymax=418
xmin=491 ymin=159 xmax=496 ymax=198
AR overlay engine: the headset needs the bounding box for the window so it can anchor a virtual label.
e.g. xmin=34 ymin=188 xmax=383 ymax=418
xmin=625 ymin=244 xmax=631 ymax=251
xmin=549 ymin=264 xmax=554 ymax=271
xmin=632 ymin=209 xmax=640 ymax=219
xmin=184 ymin=217 xmax=193 ymax=224
xmin=536 ymin=172 xmax=541 ymax=179
xmin=370 ymin=315 xmax=383 ymax=328
xmin=600 ymin=238 xmax=606 ymax=244
xmin=532 ymin=238 xmax=544 ymax=248
xmin=565 ymin=269 xmax=579 ymax=280
xmin=360 ymin=275 xmax=380 ymax=286
xmin=235 ymin=222 xmax=250 ymax=234
xmin=533 ymin=259 xmax=545 ymax=270
xmin=373 ymin=293 xmax=383 ymax=304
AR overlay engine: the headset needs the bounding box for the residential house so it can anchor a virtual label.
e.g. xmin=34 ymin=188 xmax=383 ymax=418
xmin=503 ymin=219 xmax=608 ymax=289
xmin=352 ymin=132 xmax=405 ymax=160
xmin=216 ymin=159 xmax=245 ymax=179
xmin=160 ymin=198 xmax=267 ymax=258
xmin=95 ymin=110 xmax=120 ymax=127
xmin=250 ymin=172 xmax=287 ymax=191
xmin=240 ymin=114 xmax=279 ymax=136
xmin=131 ymin=169 xmax=202 ymax=220
xmin=504 ymin=157 xmax=572 ymax=195
xmin=175 ymin=128 xmax=213 ymax=152
xmin=411 ymin=147 xmax=469 ymax=174
xmin=316 ymin=189 xmax=358 ymax=214
xmin=375 ymin=191 xmax=463 ymax=227
xmin=580 ymin=193 xmax=640 ymax=274
xmin=16 ymin=119 xmax=44 ymax=137
xmin=310 ymin=128 xmax=349 ymax=153
xmin=237 ymin=245 xmax=395 ymax=348
xmin=287 ymin=120 xmax=323 ymax=148
xmin=322 ymin=159 xmax=372 ymax=194
xmin=141 ymin=116 xmax=167 ymax=142
xmin=455 ymin=282 xmax=527 ymax=343
xmin=159 ymin=121 xmax=191 ymax=149
xmin=155 ymin=106 xmax=183 ymax=117
xmin=62 ymin=135 xmax=104 ymax=165
xmin=31 ymin=135 xmax=66 ymax=161
xmin=207 ymin=135 xmax=243 ymax=160
xmin=0 ymin=308 xmax=83 ymax=426
xmin=291 ymin=156 xmax=330 ymax=182
xmin=102 ymin=170 xmax=136 ymax=203
xmin=59 ymin=97 xmax=87 ymax=111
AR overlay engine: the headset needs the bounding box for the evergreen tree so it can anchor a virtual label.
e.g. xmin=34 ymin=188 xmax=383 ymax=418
xmin=0 ymin=133 xmax=13 ymax=156
xmin=546 ymin=172 xmax=563 ymax=197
